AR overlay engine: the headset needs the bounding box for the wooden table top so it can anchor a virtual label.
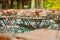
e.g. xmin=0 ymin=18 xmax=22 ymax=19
xmin=14 ymin=29 xmax=60 ymax=40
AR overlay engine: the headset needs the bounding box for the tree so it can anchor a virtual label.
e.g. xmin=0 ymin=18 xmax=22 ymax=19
xmin=43 ymin=0 xmax=60 ymax=8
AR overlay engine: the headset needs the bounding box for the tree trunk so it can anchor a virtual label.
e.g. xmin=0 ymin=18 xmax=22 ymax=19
xmin=11 ymin=0 xmax=13 ymax=9
xmin=5 ymin=0 xmax=9 ymax=9
xmin=31 ymin=0 xmax=35 ymax=9
xmin=22 ymin=0 xmax=25 ymax=9
xmin=17 ymin=0 xmax=20 ymax=9
xmin=36 ymin=0 xmax=43 ymax=9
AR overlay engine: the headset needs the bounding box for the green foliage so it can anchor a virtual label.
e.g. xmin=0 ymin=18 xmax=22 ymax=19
xmin=13 ymin=0 xmax=17 ymax=9
xmin=43 ymin=0 xmax=60 ymax=8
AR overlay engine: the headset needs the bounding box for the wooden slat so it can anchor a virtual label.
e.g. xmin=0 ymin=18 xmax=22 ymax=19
xmin=17 ymin=24 xmax=36 ymax=30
